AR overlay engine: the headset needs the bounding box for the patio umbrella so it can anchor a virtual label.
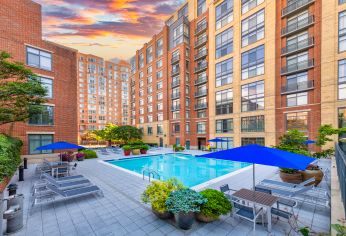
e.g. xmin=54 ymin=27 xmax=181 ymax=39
xmin=304 ymin=140 xmax=316 ymax=145
xmin=36 ymin=141 xmax=85 ymax=162
xmin=199 ymin=144 xmax=316 ymax=190
xmin=208 ymin=138 xmax=228 ymax=149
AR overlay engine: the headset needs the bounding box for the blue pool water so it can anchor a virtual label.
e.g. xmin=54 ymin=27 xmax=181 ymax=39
xmin=105 ymin=153 xmax=250 ymax=187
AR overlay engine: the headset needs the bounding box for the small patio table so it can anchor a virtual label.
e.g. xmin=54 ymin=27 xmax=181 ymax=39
xmin=232 ymin=188 xmax=278 ymax=232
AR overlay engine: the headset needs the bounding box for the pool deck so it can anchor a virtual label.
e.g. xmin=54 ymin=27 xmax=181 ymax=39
xmin=3 ymin=148 xmax=331 ymax=236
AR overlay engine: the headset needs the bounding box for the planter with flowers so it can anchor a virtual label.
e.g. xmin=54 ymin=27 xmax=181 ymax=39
xmin=76 ymin=152 xmax=85 ymax=161
xmin=123 ymin=145 xmax=132 ymax=156
xmin=140 ymin=144 xmax=149 ymax=154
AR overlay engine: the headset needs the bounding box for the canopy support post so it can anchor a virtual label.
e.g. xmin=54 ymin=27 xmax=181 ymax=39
xmin=253 ymin=163 xmax=255 ymax=191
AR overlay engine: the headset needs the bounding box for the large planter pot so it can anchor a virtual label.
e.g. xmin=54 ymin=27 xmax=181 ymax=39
xmin=124 ymin=150 xmax=131 ymax=156
xmin=140 ymin=149 xmax=147 ymax=154
xmin=132 ymin=149 xmax=140 ymax=155
xmin=174 ymin=212 xmax=195 ymax=230
xmin=76 ymin=156 xmax=85 ymax=161
xmin=279 ymin=171 xmax=303 ymax=184
xmin=0 ymin=177 xmax=10 ymax=193
xmin=152 ymin=208 xmax=173 ymax=219
xmin=299 ymin=169 xmax=324 ymax=186
xmin=196 ymin=213 xmax=219 ymax=223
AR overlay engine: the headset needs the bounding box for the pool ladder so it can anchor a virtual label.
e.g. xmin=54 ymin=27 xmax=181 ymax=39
xmin=142 ymin=168 xmax=161 ymax=182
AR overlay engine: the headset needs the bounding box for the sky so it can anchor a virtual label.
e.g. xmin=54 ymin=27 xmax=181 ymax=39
xmin=33 ymin=0 xmax=185 ymax=60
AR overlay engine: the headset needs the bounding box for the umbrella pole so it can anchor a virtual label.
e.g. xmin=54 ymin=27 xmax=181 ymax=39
xmin=253 ymin=163 xmax=255 ymax=191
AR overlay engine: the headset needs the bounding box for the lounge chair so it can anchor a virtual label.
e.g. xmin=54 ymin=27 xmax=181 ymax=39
xmin=232 ymin=201 xmax=264 ymax=233
xmin=31 ymin=184 xmax=103 ymax=208
xmin=42 ymin=172 xmax=85 ymax=183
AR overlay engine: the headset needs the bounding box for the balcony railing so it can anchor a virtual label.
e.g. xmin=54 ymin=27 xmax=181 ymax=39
xmin=195 ymin=62 xmax=208 ymax=73
xmin=171 ymin=69 xmax=180 ymax=76
xmin=281 ymin=15 xmax=314 ymax=37
xmin=195 ymin=76 xmax=208 ymax=85
xmin=171 ymin=92 xmax=180 ymax=99
xmin=194 ymin=50 xmax=208 ymax=61
xmin=195 ymin=22 xmax=207 ymax=35
xmin=194 ymin=89 xmax=207 ymax=98
xmin=281 ymin=80 xmax=314 ymax=94
xmin=171 ymin=80 xmax=180 ymax=88
xmin=171 ymin=105 xmax=181 ymax=111
xmin=282 ymin=0 xmax=315 ymax=18
xmin=281 ymin=37 xmax=314 ymax=56
xmin=171 ymin=55 xmax=180 ymax=65
xmin=194 ymin=103 xmax=208 ymax=110
xmin=194 ymin=36 xmax=208 ymax=48
xmin=281 ymin=59 xmax=314 ymax=75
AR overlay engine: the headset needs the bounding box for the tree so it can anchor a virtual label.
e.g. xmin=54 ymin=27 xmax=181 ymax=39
xmin=93 ymin=123 xmax=118 ymax=146
xmin=114 ymin=125 xmax=143 ymax=144
xmin=0 ymin=51 xmax=46 ymax=125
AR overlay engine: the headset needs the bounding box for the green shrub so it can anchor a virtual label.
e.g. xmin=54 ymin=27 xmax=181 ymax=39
xmin=122 ymin=145 xmax=132 ymax=151
xmin=166 ymin=189 xmax=207 ymax=214
xmin=141 ymin=178 xmax=185 ymax=213
xmin=128 ymin=140 xmax=144 ymax=150
xmin=79 ymin=149 xmax=97 ymax=159
xmin=199 ymin=189 xmax=232 ymax=218
xmin=0 ymin=134 xmax=23 ymax=182
xmin=140 ymin=144 xmax=149 ymax=151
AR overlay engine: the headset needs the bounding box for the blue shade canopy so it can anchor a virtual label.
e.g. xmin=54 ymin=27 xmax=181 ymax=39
xmin=208 ymin=138 xmax=228 ymax=142
xmin=199 ymin=144 xmax=315 ymax=170
xmin=36 ymin=141 xmax=85 ymax=151
xmin=304 ymin=140 xmax=316 ymax=144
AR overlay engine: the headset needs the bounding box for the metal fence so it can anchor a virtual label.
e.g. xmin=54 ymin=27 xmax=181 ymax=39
xmin=335 ymin=143 xmax=346 ymax=217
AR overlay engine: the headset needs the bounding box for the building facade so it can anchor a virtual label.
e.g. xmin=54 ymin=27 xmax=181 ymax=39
xmin=77 ymin=54 xmax=130 ymax=143
xmin=129 ymin=0 xmax=344 ymax=150
xmin=0 ymin=0 xmax=78 ymax=155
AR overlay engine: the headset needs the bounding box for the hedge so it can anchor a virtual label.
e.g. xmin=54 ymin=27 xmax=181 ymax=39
xmin=0 ymin=134 xmax=23 ymax=182
xmin=79 ymin=149 xmax=98 ymax=159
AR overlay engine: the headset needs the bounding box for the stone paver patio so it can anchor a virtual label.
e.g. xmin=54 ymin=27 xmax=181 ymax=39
xmin=2 ymin=149 xmax=331 ymax=236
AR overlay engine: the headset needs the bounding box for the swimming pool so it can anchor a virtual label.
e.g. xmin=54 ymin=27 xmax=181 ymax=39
xmin=104 ymin=153 xmax=250 ymax=187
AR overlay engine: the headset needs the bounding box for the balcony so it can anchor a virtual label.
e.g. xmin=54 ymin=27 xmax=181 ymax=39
xmin=195 ymin=103 xmax=208 ymax=110
xmin=171 ymin=105 xmax=181 ymax=111
xmin=194 ymin=36 xmax=208 ymax=49
xmin=195 ymin=22 xmax=207 ymax=35
xmin=282 ymin=0 xmax=315 ymax=18
xmin=171 ymin=80 xmax=180 ymax=88
xmin=171 ymin=55 xmax=180 ymax=65
xmin=281 ymin=80 xmax=314 ymax=94
xmin=194 ymin=89 xmax=207 ymax=98
xmin=194 ymin=62 xmax=208 ymax=73
xmin=281 ymin=15 xmax=314 ymax=37
xmin=281 ymin=59 xmax=314 ymax=75
xmin=171 ymin=68 xmax=180 ymax=77
xmin=194 ymin=50 xmax=208 ymax=61
xmin=194 ymin=76 xmax=208 ymax=85
xmin=281 ymin=37 xmax=314 ymax=56
xmin=171 ymin=92 xmax=180 ymax=99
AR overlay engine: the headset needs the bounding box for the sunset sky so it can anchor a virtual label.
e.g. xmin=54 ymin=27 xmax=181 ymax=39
xmin=33 ymin=0 xmax=185 ymax=60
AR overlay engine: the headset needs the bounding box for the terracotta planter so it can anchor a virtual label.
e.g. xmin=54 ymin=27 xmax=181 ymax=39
xmin=124 ymin=150 xmax=131 ymax=156
xmin=152 ymin=208 xmax=173 ymax=219
xmin=299 ymin=169 xmax=324 ymax=186
xmin=279 ymin=171 xmax=303 ymax=184
xmin=196 ymin=213 xmax=219 ymax=223
xmin=0 ymin=177 xmax=10 ymax=193
xmin=174 ymin=212 xmax=195 ymax=230
xmin=132 ymin=149 xmax=140 ymax=155
xmin=140 ymin=150 xmax=147 ymax=154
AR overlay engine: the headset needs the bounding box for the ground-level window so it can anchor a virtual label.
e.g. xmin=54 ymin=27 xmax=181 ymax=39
xmin=28 ymin=134 xmax=53 ymax=154
xmin=215 ymin=137 xmax=233 ymax=150
xmin=241 ymin=137 xmax=265 ymax=146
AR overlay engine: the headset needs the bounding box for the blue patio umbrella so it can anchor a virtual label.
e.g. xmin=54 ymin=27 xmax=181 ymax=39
xmin=36 ymin=141 xmax=85 ymax=161
xmin=304 ymin=140 xmax=316 ymax=145
xmin=208 ymin=138 xmax=228 ymax=143
xmin=199 ymin=144 xmax=316 ymax=190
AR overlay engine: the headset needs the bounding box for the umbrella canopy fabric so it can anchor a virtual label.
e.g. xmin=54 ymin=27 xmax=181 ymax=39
xmin=208 ymin=138 xmax=228 ymax=142
xmin=304 ymin=140 xmax=316 ymax=144
xmin=199 ymin=144 xmax=315 ymax=170
xmin=36 ymin=141 xmax=85 ymax=151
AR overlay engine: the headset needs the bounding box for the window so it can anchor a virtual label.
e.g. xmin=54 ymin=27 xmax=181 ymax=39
xmin=286 ymin=111 xmax=308 ymax=131
xmin=242 ymin=0 xmax=264 ymax=14
xmin=186 ymin=123 xmax=190 ymax=134
xmin=216 ymin=0 xmax=233 ymax=30
xmin=157 ymin=113 xmax=163 ymax=121
xmin=241 ymin=137 xmax=265 ymax=146
xmin=216 ymin=58 xmax=233 ymax=87
xmin=26 ymin=46 xmax=52 ymax=70
xmin=37 ymin=77 xmax=53 ymax=98
xmin=241 ymin=115 xmax=264 ymax=132
xmin=173 ymin=111 xmax=180 ymax=119
xmin=241 ymin=9 xmax=264 ymax=47
xmin=216 ymin=119 xmax=233 ymax=133
xmin=215 ymin=137 xmax=234 ymax=149
xmin=28 ymin=134 xmax=53 ymax=154
xmin=157 ymin=81 xmax=163 ymax=90
xmin=157 ymin=71 xmax=163 ymax=79
xmin=139 ymin=53 xmax=144 ymax=68
xmin=216 ymin=28 xmax=233 ymax=59
xmin=197 ymin=0 xmax=206 ymax=16
xmin=338 ymin=59 xmax=346 ymax=99
xmin=197 ymin=110 xmax=206 ymax=118
xmin=178 ymin=4 xmax=188 ymax=18
xmin=157 ymin=92 xmax=163 ymax=100
xmin=156 ymin=59 xmax=162 ymax=68
xmin=241 ymin=80 xmax=264 ymax=112
xmin=241 ymin=45 xmax=264 ymax=79
xmin=197 ymin=122 xmax=206 ymax=134
xmin=216 ymin=89 xmax=233 ymax=115
xmin=147 ymin=126 xmax=153 ymax=135
xmin=157 ymin=125 xmax=163 ymax=135
xmin=146 ymin=46 xmax=153 ymax=64
xmin=147 ymin=66 xmax=152 ymax=74
xmin=286 ymin=92 xmax=308 ymax=107
xmin=286 ymin=51 xmax=308 ymax=68
xmin=29 ymin=105 xmax=54 ymax=125
xmin=340 ymin=0 xmax=346 ymax=4
xmin=172 ymin=23 xmax=189 ymax=48
xmin=286 ymin=72 xmax=308 ymax=91
xmin=157 ymin=103 xmax=163 ymax=110
xmin=139 ymin=117 xmax=144 ymax=124
xmin=172 ymin=123 xmax=180 ymax=133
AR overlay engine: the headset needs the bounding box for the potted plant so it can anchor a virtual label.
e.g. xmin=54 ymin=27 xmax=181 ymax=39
xmin=299 ymin=164 xmax=324 ymax=186
xmin=76 ymin=152 xmax=85 ymax=161
xmin=140 ymin=144 xmax=149 ymax=154
xmin=60 ymin=152 xmax=74 ymax=162
xmin=165 ymin=189 xmax=207 ymax=230
xmin=196 ymin=189 xmax=232 ymax=223
xmin=141 ymin=178 xmax=184 ymax=219
xmin=131 ymin=145 xmax=140 ymax=155
xmin=173 ymin=144 xmax=177 ymax=152
xmin=123 ymin=145 xmax=131 ymax=156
